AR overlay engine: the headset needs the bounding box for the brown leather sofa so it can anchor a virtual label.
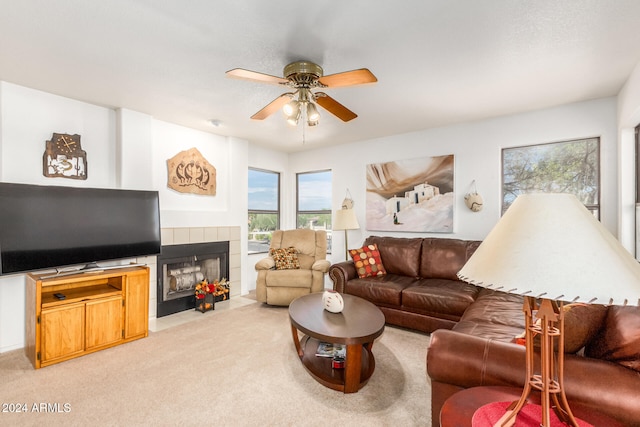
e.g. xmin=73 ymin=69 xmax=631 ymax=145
xmin=329 ymin=235 xmax=482 ymax=333
xmin=329 ymin=236 xmax=640 ymax=426
xmin=428 ymin=299 xmax=640 ymax=427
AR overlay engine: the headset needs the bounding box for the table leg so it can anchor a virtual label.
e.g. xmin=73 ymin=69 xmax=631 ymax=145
xmin=344 ymin=343 xmax=363 ymax=393
xmin=290 ymin=324 xmax=303 ymax=357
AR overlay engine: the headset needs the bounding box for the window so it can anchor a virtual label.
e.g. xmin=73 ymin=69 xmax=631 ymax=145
xmin=248 ymin=168 xmax=280 ymax=254
xmin=296 ymin=170 xmax=332 ymax=250
xmin=502 ymin=137 xmax=600 ymax=217
xmin=635 ymin=124 xmax=640 ymax=203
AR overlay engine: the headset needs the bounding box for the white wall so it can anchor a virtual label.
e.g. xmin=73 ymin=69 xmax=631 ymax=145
xmin=0 ymin=82 xmax=117 ymax=187
xmin=288 ymin=97 xmax=619 ymax=267
xmin=617 ymin=61 xmax=640 ymax=256
xmin=0 ymin=83 xmax=249 ymax=353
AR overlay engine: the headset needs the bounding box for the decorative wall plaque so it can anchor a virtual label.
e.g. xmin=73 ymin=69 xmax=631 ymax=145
xmin=166 ymin=147 xmax=216 ymax=196
xmin=43 ymin=133 xmax=88 ymax=180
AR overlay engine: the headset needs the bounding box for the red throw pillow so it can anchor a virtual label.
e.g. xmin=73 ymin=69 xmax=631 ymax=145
xmin=349 ymin=244 xmax=386 ymax=278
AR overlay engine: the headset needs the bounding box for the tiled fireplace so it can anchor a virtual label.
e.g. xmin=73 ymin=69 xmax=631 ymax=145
xmin=156 ymin=241 xmax=229 ymax=317
xmin=137 ymin=226 xmax=241 ymax=319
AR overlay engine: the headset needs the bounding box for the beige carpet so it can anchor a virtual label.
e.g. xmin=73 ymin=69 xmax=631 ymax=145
xmin=0 ymin=302 xmax=432 ymax=426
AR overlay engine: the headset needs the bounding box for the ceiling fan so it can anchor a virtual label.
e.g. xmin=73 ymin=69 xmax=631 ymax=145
xmin=226 ymin=61 xmax=377 ymax=126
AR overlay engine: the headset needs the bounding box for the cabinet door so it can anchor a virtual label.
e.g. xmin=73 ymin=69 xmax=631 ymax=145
xmin=124 ymin=271 xmax=149 ymax=339
xmin=85 ymin=296 xmax=123 ymax=350
xmin=41 ymin=303 xmax=85 ymax=363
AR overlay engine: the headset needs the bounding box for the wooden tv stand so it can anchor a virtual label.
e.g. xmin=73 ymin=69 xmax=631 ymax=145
xmin=25 ymin=265 xmax=150 ymax=369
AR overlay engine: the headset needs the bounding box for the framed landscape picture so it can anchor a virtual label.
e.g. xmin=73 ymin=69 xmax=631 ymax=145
xmin=366 ymin=154 xmax=454 ymax=232
xmin=501 ymin=137 xmax=599 ymax=217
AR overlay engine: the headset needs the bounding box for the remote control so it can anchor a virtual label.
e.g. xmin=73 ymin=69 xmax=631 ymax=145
xmin=53 ymin=293 xmax=66 ymax=300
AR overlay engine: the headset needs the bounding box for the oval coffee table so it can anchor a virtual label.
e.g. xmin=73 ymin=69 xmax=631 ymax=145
xmin=289 ymin=292 xmax=385 ymax=393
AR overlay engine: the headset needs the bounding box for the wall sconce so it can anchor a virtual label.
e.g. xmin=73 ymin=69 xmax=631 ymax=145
xmin=464 ymin=180 xmax=483 ymax=212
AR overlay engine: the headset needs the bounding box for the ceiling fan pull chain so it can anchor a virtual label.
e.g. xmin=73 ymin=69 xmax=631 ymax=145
xmin=302 ymin=114 xmax=306 ymax=144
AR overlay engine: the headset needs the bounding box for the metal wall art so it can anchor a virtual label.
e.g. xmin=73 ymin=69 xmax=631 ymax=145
xmin=43 ymin=133 xmax=87 ymax=180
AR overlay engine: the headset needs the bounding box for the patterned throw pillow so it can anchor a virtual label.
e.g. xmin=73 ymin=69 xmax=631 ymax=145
xmin=269 ymin=247 xmax=300 ymax=270
xmin=349 ymin=244 xmax=386 ymax=278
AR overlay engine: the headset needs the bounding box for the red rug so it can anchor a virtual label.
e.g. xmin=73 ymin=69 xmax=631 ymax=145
xmin=472 ymin=402 xmax=593 ymax=427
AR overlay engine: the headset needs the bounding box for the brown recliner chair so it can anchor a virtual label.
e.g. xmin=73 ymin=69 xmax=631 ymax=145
xmin=255 ymin=229 xmax=330 ymax=306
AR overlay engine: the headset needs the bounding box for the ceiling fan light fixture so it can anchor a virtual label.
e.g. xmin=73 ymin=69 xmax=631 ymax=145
xmin=227 ymin=60 xmax=377 ymax=130
xmin=286 ymin=108 xmax=301 ymax=126
xmin=282 ymin=99 xmax=299 ymax=116
xmin=307 ymin=102 xmax=320 ymax=122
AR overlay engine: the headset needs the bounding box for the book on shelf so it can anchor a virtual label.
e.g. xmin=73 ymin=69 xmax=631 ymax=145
xmin=316 ymin=342 xmax=346 ymax=358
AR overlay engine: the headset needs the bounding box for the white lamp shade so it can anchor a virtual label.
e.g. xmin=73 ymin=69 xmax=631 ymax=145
xmin=458 ymin=193 xmax=640 ymax=306
xmin=333 ymin=209 xmax=360 ymax=231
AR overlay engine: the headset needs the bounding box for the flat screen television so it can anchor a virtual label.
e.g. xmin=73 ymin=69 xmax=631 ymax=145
xmin=0 ymin=182 xmax=161 ymax=276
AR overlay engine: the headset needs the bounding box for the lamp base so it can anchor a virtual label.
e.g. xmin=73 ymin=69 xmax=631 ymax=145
xmin=343 ymin=229 xmax=349 ymax=260
xmin=497 ymin=297 xmax=578 ymax=427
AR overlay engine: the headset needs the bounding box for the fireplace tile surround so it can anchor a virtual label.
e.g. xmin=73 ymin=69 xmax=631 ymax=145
xmin=136 ymin=226 xmax=241 ymax=319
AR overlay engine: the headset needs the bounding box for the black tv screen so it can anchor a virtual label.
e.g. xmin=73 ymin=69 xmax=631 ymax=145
xmin=0 ymin=182 xmax=161 ymax=275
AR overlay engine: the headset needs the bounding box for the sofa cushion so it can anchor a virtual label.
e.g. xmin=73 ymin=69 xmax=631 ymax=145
xmin=562 ymin=303 xmax=608 ymax=353
xmin=364 ymin=236 xmax=422 ymax=277
xmin=264 ymin=269 xmax=312 ymax=287
xmin=343 ymin=274 xmax=416 ymax=306
xmin=419 ymin=238 xmax=479 ymax=280
xmin=348 ymin=243 xmax=386 ymax=278
xmin=452 ymin=289 xmax=525 ymax=342
xmin=402 ymin=279 xmax=480 ymax=318
xmin=585 ymin=306 xmax=640 ymax=372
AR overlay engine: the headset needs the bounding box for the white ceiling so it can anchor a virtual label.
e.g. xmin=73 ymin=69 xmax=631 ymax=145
xmin=1 ymin=1 xmax=640 ymax=153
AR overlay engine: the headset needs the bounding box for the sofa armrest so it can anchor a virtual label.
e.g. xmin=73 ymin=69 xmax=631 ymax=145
xmin=311 ymin=259 xmax=330 ymax=273
xmin=328 ymin=261 xmax=357 ymax=293
xmin=255 ymin=256 xmax=275 ymax=271
xmin=427 ymin=329 xmax=526 ymax=389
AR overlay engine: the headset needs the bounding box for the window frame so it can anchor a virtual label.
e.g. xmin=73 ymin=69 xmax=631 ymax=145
xmin=296 ymin=169 xmax=333 ymax=252
xmin=248 ymin=167 xmax=280 ymax=254
xmin=635 ymin=124 xmax=640 ymax=203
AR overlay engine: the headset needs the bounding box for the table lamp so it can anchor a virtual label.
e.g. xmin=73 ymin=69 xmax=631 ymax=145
xmin=457 ymin=193 xmax=640 ymax=427
xmin=333 ymin=191 xmax=360 ymax=260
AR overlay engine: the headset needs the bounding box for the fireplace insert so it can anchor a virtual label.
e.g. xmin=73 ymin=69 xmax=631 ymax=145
xmin=156 ymin=241 xmax=229 ymax=317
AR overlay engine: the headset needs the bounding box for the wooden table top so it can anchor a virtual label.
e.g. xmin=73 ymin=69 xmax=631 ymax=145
xmin=289 ymin=292 xmax=385 ymax=345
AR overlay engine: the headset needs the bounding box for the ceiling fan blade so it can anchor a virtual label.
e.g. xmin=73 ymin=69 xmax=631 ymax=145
xmin=226 ymin=68 xmax=289 ymax=85
xmin=315 ymin=94 xmax=358 ymax=122
xmin=250 ymin=94 xmax=291 ymax=120
xmin=318 ymin=68 xmax=377 ymax=88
